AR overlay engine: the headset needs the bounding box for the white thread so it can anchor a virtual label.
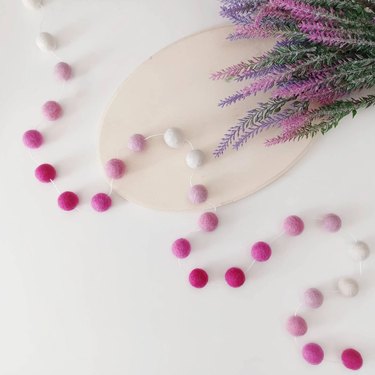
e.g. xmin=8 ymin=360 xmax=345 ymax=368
xmin=245 ymin=260 xmax=256 ymax=274
xmin=185 ymin=139 xmax=195 ymax=150
xmin=145 ymin=133 xmax=163 ymax=140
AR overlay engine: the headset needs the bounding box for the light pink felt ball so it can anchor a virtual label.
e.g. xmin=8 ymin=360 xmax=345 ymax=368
xmin=188 ymin=184 xmax=208 ymax=204
xmin=105 ymin=159 xmax=126 ymax=179
xmin=341 ymin=348 xmax=363 ymax=371
xmin=54 ymin=62 xmax=72 ymax=81
xmin=172 ymin=238 xmax=191 ymax=259
xmin=322 ymin=213 xmax=342 ymax=233
xmin=34 ymin=163 xmax=56 ymax=183
xmin=189 ymin=268 xmax=208 ymax=288
xmin=302 ymin=343 xmax=324 ymax=365
xmin=251 ymin=241 xmax=272 ymax=262
xmin=58 ymin=191 xmax=79 ymax=211
xmin=23 ymin=129 xmax=43 ymax=148
xmin=42 ymin=100 xmax=62 ymax=121
xmin=91 ymin=193 xmax=112 ymax=212
xmin=304 ymin=288 xmax=324 ymax=309
xmin=128 ymin=134 xmax=146 ymax=152
xmin=225 ymin=267 xmax=246 ymax=288
xmin=283 ymin=215 xmax=304 ymax=236
xmin=198 ymin=212 xmax=219 ymax=232
xmin=286 ymin=315 xmax=308 ymax=336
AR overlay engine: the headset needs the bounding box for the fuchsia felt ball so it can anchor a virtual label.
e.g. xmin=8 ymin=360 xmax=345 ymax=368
xmin=188 ymin=184 xmax=208 ymax=204
xmin=54 ymin=62 xmax=72 ymax=81
xmin=189 ymin=268 xmax=209 ymax=288
xmin=105 ymin=159 xmax=126 ymax=179
xmin=91 ymin=193 xmax=112 ymax=212
xmin=58 ymin=191 xmax=79 ymax=211
xmin=34 ymin=163 xmax=56 ymax=183
xmin=172 ymin=238 xmax=191 ymax=259
xmin=283 ymin=215 xmax=304 ymax=236
xmin=225 ymin=267 xmax=246 ymax=288
xmin=23 ymin=129 xmax=43 ymax=148
xmin=304 ymin=288 xmax=324 ymax=309
xmin=42 ymin=101 xmax=63 ymax=121
xmin=286 ymin=315 xmax=308 ymax=336
xmin=302 ymin=343 xmax=325 ymax=365
xmin=251 ymin=241 xmax=272 ymax=262
xmin=322 ymin=213 xmax=342 ymax=233
xmin=341 ymin=349 xmax=363 ymax=371
xmin=199 ymin=212 xmax=219 ymax=232
xmin=128 ymin=134 xmax=146 ymax=152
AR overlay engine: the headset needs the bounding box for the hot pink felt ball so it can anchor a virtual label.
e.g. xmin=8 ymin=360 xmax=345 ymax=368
xmin=304 ymin=288 xmax=324 ymax=309
xmin=302 ymin=343 xmax=325 ymax=365
xmin=128 ymin=134 xmax=146 ymax=152
xmin=23 ymin=129 xmax=43 ymax=148
xmin=251 ymin=241 xmax=272 ymax=262
xmin=283 ymin=215 xmax=304 ymax=236
xmin=189 ymin=268 xmax=209 ymax=288
xmin=42 ymin=100 xmax=62 ymax=121
xmin=225 ymin=267 xmax=246 ymax=288
xmin=91 ymin=193 xmax=112 ymax=212
xmin=199 ymin=212 xmax=219 ymax=232
xmin=54 ymin=62 xmax=72 ymax=81
xmin=172 ymin=238 xmax=191 ymax=259
xmin=188 ymin=184 xmax=208 ymax=204
xmin=105 ymin=159 xmax=126 ymax=179
xmin=341 ymin=349 xmax=363 ymax=371
xmin=286 ymin=315 xmax=308 ymax=336
xmin=322 ymin=213 xmax=342 ymax=233
xmin=58 ymin=191 xmax=79 ymax=211
xmin=34 ymin=163 xmax=56 ymax=183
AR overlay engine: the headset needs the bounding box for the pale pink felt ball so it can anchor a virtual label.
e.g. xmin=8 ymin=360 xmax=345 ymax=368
xmin=54 ymin=62 xmax=72 ymax=81
xmin=91 ymin=193 xmax=112 ymax=212
xmin=35 ymin=163 xmax=56 ymax=183
xmin=302 ymin=343 xmax=324 ymax=365
xmin=172 ymin=238 xmax=191 ymax=259
xmin=23 ymin=129 xmax=43 ymax=148
xmin=58 ymin=191 xmax=79 ymax=211
xmin=341 ymin=349 xmax=363 ymax=371
xmin=128 ymin=134 xmax=146 ymax=152
xmin=225 ymin=267 xmax=246 ymax=288
xmin=284 ymin=215 xmax=304 ymax=236
xmin=322 ymin=213 xmax=342 ymax=232
xmin=286 ymin=315 xmax=308 ymax=336
xmin=105 ymin=159 xmax=126 ymax=179
xmin=42 ymin=100 xmax=62 ymax=121
xmin=189 ymin=268 xmax=209 ymax=288
xmin=199 ymin=212 xmax=219 ymax=232
xmin=304 ymin=288 xmax=324 ymax=309
xmin=251 ymin=241 xmax=272 ymax=262
xmin=188 ymin=184 xmax=208 ymax=204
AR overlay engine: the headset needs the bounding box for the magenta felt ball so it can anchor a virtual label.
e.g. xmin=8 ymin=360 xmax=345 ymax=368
xmin=188 ymin=184 xmax=208 ymax=204
xmin=128 ymin=134 xmax=146 ymax=152
xmin=251 ymin=241 xmax=272 ymax=262
xmin=42 ymin=100 xmax=62 ymax=121
xmin=341 ymin=349 xmax=363 ymax=371
xmin=23 ymin=129 xmax=43 ymax=149
xmin=286 ymin=315 xmax=308 ymax=336
xmin=302 ymin=343 xmax=325 ymax=365
xmin=304 ymin=288 xmax=324 ymax=309
xmin=34 ymin=163 xmax=56 ymax=183
xmin=225 ymin=267 xmax=246 ymax=288
xmin=172 ymin=238 xmax=191 ymax=259
xmin=284 ymin=215 xmax=304 ymax=236
xmin=91 ymin=193 xmax=112 ymax=212
xmin=105 ymin=159 xmax=126 ymax=179
xmin=54 ymin=62 xmax=72 ymax=81
xmin=322 ymin=213 xmax=342 ymax=233
xmin=189 ymin=268 xmax=209 ymax=288
xmin=58 ymin=191 xmax=79 ymax=211
xmin=199 ymin=212 xmax=219 ymax=232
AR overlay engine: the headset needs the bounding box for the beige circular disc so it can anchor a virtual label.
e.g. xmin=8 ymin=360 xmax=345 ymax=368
xmin=99 ymin=26 xmax=313 ymax=211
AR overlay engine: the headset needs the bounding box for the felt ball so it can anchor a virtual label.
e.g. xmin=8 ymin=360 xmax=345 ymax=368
xmin=349 ymin=241 xmax=370 ymax=261
xmin=188 ymin=184 xmax=208 ymax=204
xmin=198 ymin=212 xmax=219 ymax=232
xmin=23 ymin=129 xmax=43 ymax=149
xmin=341 ymin=349 xmax=363 ymax=371
xmin=54 ymin=62 xmax=72 ymax=81
xmin=225 ymin=267 xmax=246 ymax=288
xmin=186 ymin=149 xmax=205 ymax=169
xmin=91 ymin=193 xmax=112 ymax=212
xmin=286 ymin=315 xmax=308 ymax=337
xmin=283 ymin=215 xmax=304 ymax=236
xmin=128 ymin=134 xmax=146 ymax=152
xmin=338 ymin=277 xmax=359 ymax=297
xmin=189 ymin=268 xmax=209 ymax=288
xmin=302 ymin=343 xmax=325 ymax=365
xmin=172 ymin=238 xmax=191 ymax=259
xmin=36 ymin=32 xmax=56 ymax=52
xmin=57 ymin=191 xmax=79 ymax=211
xmin=251 ymin=241 xmax=272 ymax=262
xmin=322 ymin=213 xmax=342 ymax=232
xmin=105 ymin=159 xmax=126 ymax=179
xmin=304 ymin=288 xmax=324 ymax=309
xmin=34 ymin=163 xmax=56 ymax=183
xmin=163 ymin=128 xmax=184 ymax=148
xmin=22 ymin=0 xmax=42 ymax=10
xmin=42 ymin=101 xmax=62 ymax=121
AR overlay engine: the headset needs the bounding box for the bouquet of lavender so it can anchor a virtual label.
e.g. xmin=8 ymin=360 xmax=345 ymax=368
xmin=213 ymin=0 xmax=375 ymax=156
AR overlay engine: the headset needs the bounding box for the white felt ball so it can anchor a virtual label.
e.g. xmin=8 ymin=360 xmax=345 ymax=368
xmin=163 ymin=128 xmax=184 ymax=148
xmin=337 ymin=277 xmax=359 ymax=298
xmin=23 ymin=0 xmax=42 ymax=9
xmin=186 ymin=149 xmax=205 ymax=169
xmin=349 ymin=241 xmax=370 ymax=261
xmin=36 ymin=32 xmax=56 ymax=52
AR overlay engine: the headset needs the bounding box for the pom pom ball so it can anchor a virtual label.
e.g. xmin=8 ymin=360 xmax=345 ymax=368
xmin=36 ymin=32 xmax=56 ymax=52
xmin=189 ymin=268 xmax=208 ymax=288
xmin=105 ymin=159 xmax=126 ymax=179
xmin=22 ymin=0 xmax=42 ymax=10
xmin=163 ymin=128 xmax=184 ymax=148
xmin=172 ymin=238 xmax=191 ymax=259
xmin=42 ymin=101 xmax=62 ymax=121
xmin=34 ymin=163 xmax=56 ymax=183
xmin=225 ymin=267 xmax=246 ymax=288
xmin=341 ymin=349 xmax=363 ymax=371
xmin=128 ymin=134 xmax=146 ymax=152
xmin=188 ymin=184 xmax=208 ymax=204
xmin=186 ymin=149 xmax=205 ymax=169
xmin=349 ymin=241 xmax=370 ymax=261
xmin=283 ymin=215 xmax=304 ymax=236
xmin=91 ymin=193 xmax=112 ymax=212
xmin=304 ymin=288 xmax=324 ymax=309
xmin=337 ymin=277 xmax=359 ymax=298
xmin=198 ymin=212 xmax=218 ymax=232
xmin=23 ymin=129 xmax=43 ymax=149
xmin=54 ymin=62 xmax=72 ymax=81
xmin=58 ymin=191 xmax=79 ymax=211
xmin=286 ymin=315 xmax=308 ymax=336
xmin=251 ymin=241 xmax=272 ymax=262
xmin=322 ymin=213 xmax=342 ymax=232
xmin=302 ymin=343 xmax=325 ymax=365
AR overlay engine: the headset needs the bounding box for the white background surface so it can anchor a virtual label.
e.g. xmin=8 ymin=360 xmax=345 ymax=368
xmin=0 ymin=1 xmax=374 ymax=374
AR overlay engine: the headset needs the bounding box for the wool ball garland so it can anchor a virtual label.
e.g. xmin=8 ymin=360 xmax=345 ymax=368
xmin=189 ymin=268 xmax=208 ymax=288
xmin=58 ymin=191 xmax=79 ymax=211
xmin=341 ymin=349 xmax=363 ymax=371
xmin=302 ymin=343 xmax=325 ymax=365
xmin=163 ymin=128 xmax=184 ymax=148
xmin=198 ymin=212 xmax=219 ymax=232
xmin=186 ymin=149 xmax=205 ymax=169
xmin=105 ymin=159 xmax=126 ymax=179
xmin=172 ymin=238 xmax=191 ymax=259
xmin=36 ymin=32 xmax=56 ymax=52
xmin=349 ymin=241 xmax=370 ymax=261
xmin=128 ymin=134 xmax=146 ymax=152
xmin=225 ymin=267 xmax=246 ymax=288
xmin=283 ymin=215 xmax=304 ymax=236
xmin=23 ymin=0 xmax=42 ymax=10
xmin=42 ymin=101 xmax=62 ymax=121
xmin=188 ymin=184 xmax=208 ymax=204
xmin=251 ymin=241 xmax=272 ymax=262
xmin=35 ymin=163 xmax=56 ymax=183
xmin=91 ymin=193 xmax=112 ymax=212
xmin=23 ymin=129 xmax=43 ymax=149
xmin=337 ymin=277 xmax=359 ymax=297
xmin=54 ymin=62 xmax=72 ymax=81
xmin=322 ymin=213 xmax=342 ymax=232
xmin=286 ymin=315 xmax=308 ymax=336
xmin=304 ymin=288 xmax=324 ymax=309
